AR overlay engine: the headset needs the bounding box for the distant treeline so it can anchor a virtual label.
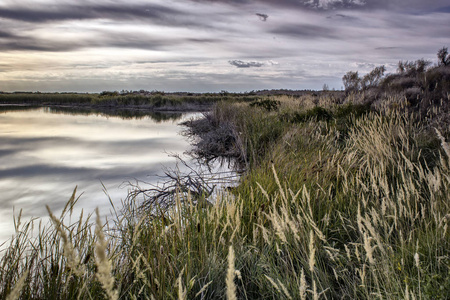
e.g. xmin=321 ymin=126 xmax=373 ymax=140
xmin=0 ymin=91 xmax=262 ymax=110
xmin=0 ymin=88 xmax=349 ymax=112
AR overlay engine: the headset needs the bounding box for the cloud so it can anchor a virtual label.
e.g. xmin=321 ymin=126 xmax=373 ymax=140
xmin=434 ymin=5 xmax=450 ymax=13
xmin=0 ymin=4 xmax=181 ymax=23
xmin=0 ymin=30 xmax=17 ymax=38
xmin=256 ymin=13 xmax=268 ymax=21
xmin=0 ymin=0 xmax=447 ymax=92
xmin=271 ymin=24 xmax=336 ymax=39
xmin=193 ymin=0 xmax=367 ymax=10
xmin=0 ymin=26 xmax=220 ymax=52
xmin=192 ymin=0 xmax=450 ymax=12
xmin=326 ymin=13 xmax=358 ymax=20
xmin=299 ymin=0 xmax=366 ymax=10
xmin=375 ymin=47 xmax=400 ymax=51
xmin=0 ymin=2 xmax=229 ymax=54
xmin=0 ymin=39 xmax=80 ymax=52
xmin=229 ymin=60 xmax=265 ymax=68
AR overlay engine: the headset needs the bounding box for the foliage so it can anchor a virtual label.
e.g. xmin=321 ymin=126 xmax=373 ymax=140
xmin=249 ymin=99 xmax=280 ymax=112
xmin=361 ymin=65 xmax=386 ymax=89
xmin=282 ymin=106 xmax=333 ymax=123
xmin=0 ymin=91 xmax=262 ymax=111
xmin=397 ymin=59 xmax=431 ymax=76
xmin=342 ymin=47 xmax=450 ymax=124
xmin=342 ymin=71 xmax=360 ymax=93
xmin=437 ymin=47 xmax=450 ymax=67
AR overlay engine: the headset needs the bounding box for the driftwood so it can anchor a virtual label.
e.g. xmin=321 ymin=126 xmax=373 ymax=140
xmin=124 ymin=155 xmax=239 ymax=215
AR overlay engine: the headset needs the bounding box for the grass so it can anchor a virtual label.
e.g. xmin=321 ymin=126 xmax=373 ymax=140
xmin=1 ymin=91 xmax=449 ymax=299
xmin=0 ymin=91 xmax=261 ymax=111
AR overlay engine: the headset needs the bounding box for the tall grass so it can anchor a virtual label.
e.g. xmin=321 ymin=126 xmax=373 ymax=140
xmin=1 ymin=94 xmax=449 ymax=299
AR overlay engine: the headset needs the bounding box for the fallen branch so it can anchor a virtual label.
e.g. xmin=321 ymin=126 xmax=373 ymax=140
xmin=123 ymin=154 xmax=239 ymax=215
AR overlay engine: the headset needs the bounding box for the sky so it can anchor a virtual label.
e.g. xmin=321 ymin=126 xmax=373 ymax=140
xmin=0 ymin=0 xmax=449 ymax=92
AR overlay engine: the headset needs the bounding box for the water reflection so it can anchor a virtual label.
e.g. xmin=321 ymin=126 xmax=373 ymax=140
xmin=0 ymin=105 xmax=183 ymax=122
xmin=0 ymin=106 xmax=198 ymax=245
xmin=0 ymin=105 xmax=41 ymax=114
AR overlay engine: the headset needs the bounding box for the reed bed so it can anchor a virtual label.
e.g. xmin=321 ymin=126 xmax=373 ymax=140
xmin=0 ymin=92 xmax=260 ymax=111
xmin=1 ymin=93 xmax=449 ymax=299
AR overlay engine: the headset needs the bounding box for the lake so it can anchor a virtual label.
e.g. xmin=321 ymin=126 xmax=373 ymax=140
xmin=0 ymin=106 xmax=201 ymax=246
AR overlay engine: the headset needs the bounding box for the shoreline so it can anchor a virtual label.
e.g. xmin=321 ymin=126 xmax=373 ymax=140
xmin=0 ymin=102 xmax=214 ymax=113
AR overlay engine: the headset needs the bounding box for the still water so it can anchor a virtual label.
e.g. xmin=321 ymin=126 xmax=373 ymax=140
xmin=0 ymin=106 xmax=199 ymax=245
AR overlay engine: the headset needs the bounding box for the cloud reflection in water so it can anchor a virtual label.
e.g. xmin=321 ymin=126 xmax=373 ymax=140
xmin=0 ymin=107 xmax=197 ymax=244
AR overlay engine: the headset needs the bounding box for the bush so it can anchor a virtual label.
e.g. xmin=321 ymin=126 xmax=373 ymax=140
xmin=290 ymin=106 xmax=333 ymax=123
xmin=249 ymin=99 xmax=280 ymax=111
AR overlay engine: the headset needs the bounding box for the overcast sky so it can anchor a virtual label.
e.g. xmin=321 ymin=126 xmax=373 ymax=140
xmin=0 ymin=0 xmax=449 ymax=92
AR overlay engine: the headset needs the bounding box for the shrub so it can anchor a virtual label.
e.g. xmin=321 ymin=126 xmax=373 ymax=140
xmin=290 ymin=106 xmax=333 ymax=123
xmin=249 ymin=99 xmax=280 ymax=111
xmin=342 ymin=71 xmax=361 ymax=93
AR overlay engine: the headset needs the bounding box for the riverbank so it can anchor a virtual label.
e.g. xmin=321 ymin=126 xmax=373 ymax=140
xmin=181 ymin=91 xmax=450 ymax=299
xmin=1 ymin=60 xmax=449 ymax=298
xmin=2 ymin=92 xmax=449 ymax=299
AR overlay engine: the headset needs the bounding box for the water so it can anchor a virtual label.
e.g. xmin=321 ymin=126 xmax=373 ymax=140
xmin=0 ymin=106 xmax=200 ymax=245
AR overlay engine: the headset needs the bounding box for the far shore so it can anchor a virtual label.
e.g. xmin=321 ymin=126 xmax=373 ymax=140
xmin=0 ymin=102 xmax=213 ymax=113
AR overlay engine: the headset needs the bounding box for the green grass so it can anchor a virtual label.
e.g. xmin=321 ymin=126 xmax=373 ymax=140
xmin=1 ymin=92 xmax=449 ymax=299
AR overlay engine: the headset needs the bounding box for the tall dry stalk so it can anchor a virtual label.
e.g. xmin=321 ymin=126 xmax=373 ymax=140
xmin=5 ymin=271 xmax=28 ymax=300
xmin=95 ymin=208 xmax=118 ymax=300
xmin=226 ymin=245 xmax=237 ymax=300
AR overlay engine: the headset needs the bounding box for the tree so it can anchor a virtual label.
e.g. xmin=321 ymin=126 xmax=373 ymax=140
xmin=397 ymin=61 xmax=406 ymax=74
xmin=362 ymin=65 xmax=386 ymax=89
xmin=437 ymin=47 xmax=450 ymax=66
xmin=397 ymin=59 xmax=431 ymax=76
xmin=342 ymin=71 xmax=360 ymax=93
xmin=415 ymin=59 xmax=431 ymax=73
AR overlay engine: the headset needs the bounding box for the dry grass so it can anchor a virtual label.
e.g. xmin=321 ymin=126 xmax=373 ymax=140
xmin=1 ymin=92 xmax=449 ymax=299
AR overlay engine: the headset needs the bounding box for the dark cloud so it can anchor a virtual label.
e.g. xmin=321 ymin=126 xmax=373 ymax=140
xmin=186 ymin=38 xmax=220 ymax=43
xmin=361 ymin=0 xmax=450 ymax=11
xmin=192 ymin=0 xmax=450 ymax=12
xmin=0 ymin=30 xmax=17 ymax=38
xmin=271 ymin=24 xmax=336 ymax=39
xmin=375 ymin=47 xmax=400 ymax=50
xmin=0 ymin=4 xmax=181 ymax=23
xmin=256 ymin=13 xmax=268 ymax=21
xmin=0 ymin=40 xmax=80 ymax=52
xmin=0 ymin=27 xmax=219 ymax=52
xmin=229 ymin=60 xmax=264 ymax=68
xmin=326 ymin=13 xmax=358 ymax=20
xmin=0 ymin=3 xmax=226 ymax=53
xmin=193 ymin=0 xmax=366 ymax=10
xmin=0 ymin=149 xmax=16 ymax=158
xmin=434 ymin=6 xmax=450 ymax=13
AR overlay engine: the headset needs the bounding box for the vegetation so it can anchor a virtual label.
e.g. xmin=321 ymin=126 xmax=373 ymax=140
xmin=1 ymin=49 xmax=449 ymax=299
xmin=0 ymin=91 xmax=261 ymax=112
